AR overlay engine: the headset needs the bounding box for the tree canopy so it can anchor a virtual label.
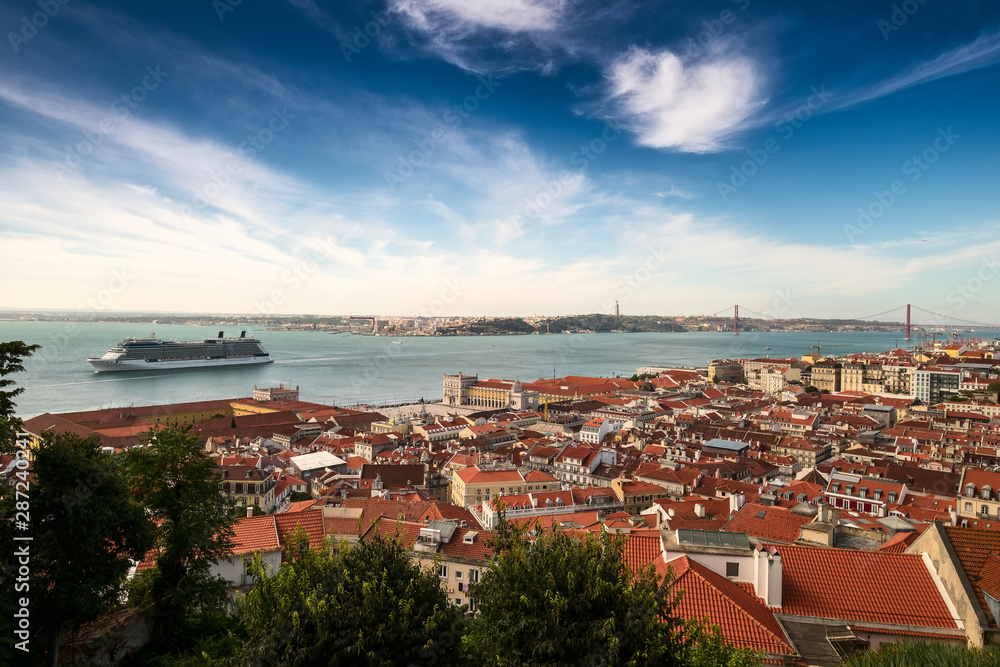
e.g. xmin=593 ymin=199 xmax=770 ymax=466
xmin=0 ymin=340 xmax=39 ymax=453
xmin=235 ymin=530 xmax=467 ymax=666
xmin=464 ymin=519 xmax=759 ymax=666
xmin=843 ymin=641 xmax=1000 ymax=666
xmin=0 ymin=431 xmax=154 ymax=666
xmin=123 ymin=428 xmax=237 ymax=647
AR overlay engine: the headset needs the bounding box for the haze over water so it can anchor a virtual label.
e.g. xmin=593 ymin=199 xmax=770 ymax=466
xmin=0 ymin=321 xmax=915 ymax=419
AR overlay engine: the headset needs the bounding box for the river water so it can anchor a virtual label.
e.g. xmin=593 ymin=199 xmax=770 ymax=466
xmin=0 ymin=321 xmax=909 ymax=418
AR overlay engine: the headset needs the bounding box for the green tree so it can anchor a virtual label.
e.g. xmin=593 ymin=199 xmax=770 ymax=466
xmin=988 ymin=381 xmax=1000 ymax=395
xmin=843 ymin=641 xmax=1000 ymax=666
xmin=235 ymin=530 xmax=467 ymax=666
xmin=465 ymin=520 xmax=688 ymax=666
xmin=0 ymin=432 xmax=154 ymax=666
xmin=465 ymin=519 xmax=760 ymax=666
xmin=0 ymin=341 xmax=39 ymax=453
xmin=123 ymin=428 xmax=237 ymax=648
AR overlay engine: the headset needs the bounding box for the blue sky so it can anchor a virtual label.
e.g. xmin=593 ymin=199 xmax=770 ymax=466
xmin=1 ymin=0 xmax=1000 ymax=323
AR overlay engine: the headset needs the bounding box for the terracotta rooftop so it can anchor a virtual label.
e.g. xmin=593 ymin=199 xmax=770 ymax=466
xmin=778 ymin=544 xmax=960 ymax=629
xmin=725 ymin=503 xmax=814 ymax=544
xmin=942 ymin=525 xmax=1000 ymax=629
xmin=623 ymin=530 xmax=664 ymax=574
xmin=667 ymin=556 xmax=798 ymax=657
xmin=231 ymin=515 xmax=280 ymax=555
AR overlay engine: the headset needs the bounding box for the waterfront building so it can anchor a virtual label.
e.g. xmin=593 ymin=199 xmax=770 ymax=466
xmin=442 ymin=373 xmax=539 ymax=410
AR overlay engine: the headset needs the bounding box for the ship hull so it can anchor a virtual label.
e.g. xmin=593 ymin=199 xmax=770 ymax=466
xmin=88 ymin=356 xmax=273 ymax=372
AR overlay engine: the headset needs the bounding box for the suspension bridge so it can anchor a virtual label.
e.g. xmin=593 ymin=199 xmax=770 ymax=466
xmin=705 ymin=304 xmax=1000 ymax=341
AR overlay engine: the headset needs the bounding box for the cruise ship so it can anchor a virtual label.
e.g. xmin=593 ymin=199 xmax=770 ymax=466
xmin=87 ymin=331 xmax=272 ymax=372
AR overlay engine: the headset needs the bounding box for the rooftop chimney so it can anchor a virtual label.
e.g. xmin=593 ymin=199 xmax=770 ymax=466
xmin=246 ymin=507 xmax=253 ymax=518
xmin=753 ymin=545 xmax=782 ymax=607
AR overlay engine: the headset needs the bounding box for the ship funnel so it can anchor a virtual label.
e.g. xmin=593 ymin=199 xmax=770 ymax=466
xmin=240 ymin=330 xmax=246 ymax=338
xmin=218 ymin=331 xmax=224 ymax=338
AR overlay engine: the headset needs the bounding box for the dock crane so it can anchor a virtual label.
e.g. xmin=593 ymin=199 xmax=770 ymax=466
xmin=810 ymin=342 xmax=848 ymax=357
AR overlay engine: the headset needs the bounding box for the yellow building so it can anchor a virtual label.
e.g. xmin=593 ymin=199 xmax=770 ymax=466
xmin=451 ymin=464 xmax=525 ymax=507
xmin=810 ymin=361 xmax=842 ymax=393
xmin=220 ymin=465 xmax=277 ymax=514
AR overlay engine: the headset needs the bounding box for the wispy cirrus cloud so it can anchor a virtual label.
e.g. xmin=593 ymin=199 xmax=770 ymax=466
xmin=283 ymin=0 xmax=352 ymax=41
xmin=391 ymin=0 xmax=562 ymax=34
xmin=386 ymin=0 xmax=628 ymax=74
xmin=829 ymin=29 xmax=1000 ymax=112
xmin=600 ymin=45 xmax=768 ymax=153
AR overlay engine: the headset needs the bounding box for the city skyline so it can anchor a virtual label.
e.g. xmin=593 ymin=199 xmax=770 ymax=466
xmin=2 ymin=1 xmax=1000 ymax=319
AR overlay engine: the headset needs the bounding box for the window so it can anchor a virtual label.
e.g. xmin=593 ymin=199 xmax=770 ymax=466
xmin=983 ymin=506 xmax=991 ymax=517
xmin=438 ymin=564 xmax=448 ymax=578
xmin=726 ymin=562 xmax=740 ymax=578
xmin=965 ymin=502 xmax=973 ymax=512
xmin=469 ymin=569 xmax=480 ymax=583
xmin=455 ymin=598 xmax=462 ymax=605
xmin=984 ymin=486 xmax=993 ymax=501
xmin=888 ymin=493 xmax=897 ymax=504
xmin=455 ymin=570 xmax=463 ymax=580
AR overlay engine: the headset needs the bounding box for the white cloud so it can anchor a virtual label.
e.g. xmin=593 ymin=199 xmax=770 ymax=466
xmin=604 ymin=46 xmax=767 ymax=153
xmin=833 ymin=29 xmax=1000 ymax=112
xmin=391 ymin=0 xmax=561 ymax=34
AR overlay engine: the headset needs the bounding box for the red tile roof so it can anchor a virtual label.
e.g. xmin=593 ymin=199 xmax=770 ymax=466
xmin=724 ymin=503 xmax=813 ymax=544
xmin=778 ymin=545 xmax=959 ymax=628
xmin=942 ymin=525 xmax=1000 ymax=629
xmin=274 ymin=508 xmax=326 ymax=557
xmin=875 ymin=531 xmax=918 ymax=554
xmin=623 ymin=530 xmax=664 ymax=574
xmin=667 ymin=556 xmax=797 ymax=657
xmin=232 ymin=515 xmax=280 ymax=555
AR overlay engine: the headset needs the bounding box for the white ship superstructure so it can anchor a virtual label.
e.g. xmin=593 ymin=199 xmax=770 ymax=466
xmin=87 ymin=331 xmax=272 ymax=372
